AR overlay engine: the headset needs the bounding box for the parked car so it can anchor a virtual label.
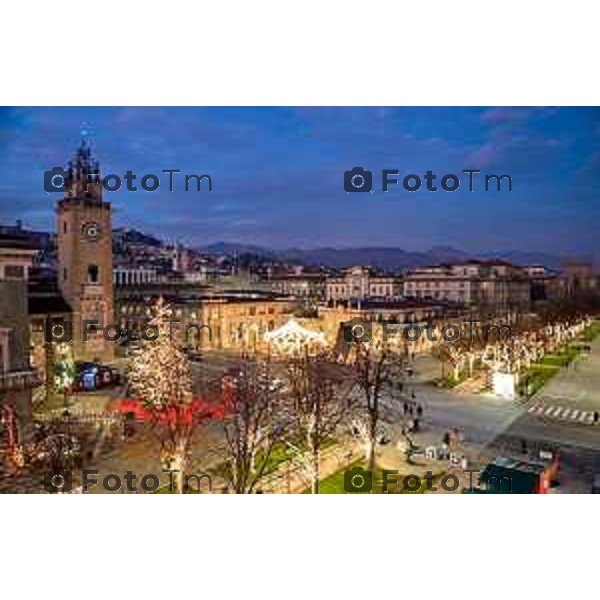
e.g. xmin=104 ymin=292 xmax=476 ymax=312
xmin=73 ymin=362 xmax=121 ymax=391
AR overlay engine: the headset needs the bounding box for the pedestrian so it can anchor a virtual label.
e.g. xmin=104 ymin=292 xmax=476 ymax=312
xmin=408 ymin=405 xmax=414 ymax=416
xmin=411 ymin=390 xmax=416 ymax=400
xmin=403 ymin=401 xmax=408 ymax=414
xmin=417 ymin=404 xmax=423 ymax=417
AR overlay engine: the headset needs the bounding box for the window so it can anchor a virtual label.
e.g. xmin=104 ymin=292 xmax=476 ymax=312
xmin=4 ymin=265 xmax=24 ymax=279
xmin=87 ymin=265 xmax=99 ymax=283
xmin=63 ymin=268 xmax=67 ymax=281
xmin=63 ymin=222 xmax=67 ymax=234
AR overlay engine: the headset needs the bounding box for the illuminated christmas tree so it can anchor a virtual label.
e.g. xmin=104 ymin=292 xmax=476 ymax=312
xmin=127 ymin=297 xmax=192 ymax=411
xmin=121 ymin=298 xmax=221 ymax=492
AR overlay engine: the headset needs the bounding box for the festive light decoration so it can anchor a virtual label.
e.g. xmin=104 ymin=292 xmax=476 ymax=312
xmin=118 ymin=298 xmax=224 ymax=492
xmin=264 ymin=318 xmax=326 ymax=356
xmin=126 ymin=297 xmax=193 ymax=409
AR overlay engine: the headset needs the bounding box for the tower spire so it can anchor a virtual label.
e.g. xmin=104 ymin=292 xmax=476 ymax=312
xmin=63 ymin=137 xmax=102 ymax=203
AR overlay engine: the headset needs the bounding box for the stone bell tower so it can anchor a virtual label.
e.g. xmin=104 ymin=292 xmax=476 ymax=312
xmin=56 ymin=141 xmax=114 ymax=362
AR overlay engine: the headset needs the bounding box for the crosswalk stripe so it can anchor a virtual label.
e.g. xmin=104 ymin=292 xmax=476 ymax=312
xmin=528 ymin=402 xmax=599 ymax=424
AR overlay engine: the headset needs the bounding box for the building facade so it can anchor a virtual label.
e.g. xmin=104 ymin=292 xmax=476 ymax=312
xmin=325 ymin=266 xmax=402 ymax=302
xmin=0 ymin=236 xmax=42 ymax=455
xmin=403 ymin=261 xmax=531 ymax=311
xmin=115 ymin=286 xmax=297 ymax=355
xmin=56 ymin=143 xmax=115 ymax=362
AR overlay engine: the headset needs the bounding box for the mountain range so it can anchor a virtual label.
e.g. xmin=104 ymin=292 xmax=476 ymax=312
xmin=197 ymin=242 xmax=569 ymax=271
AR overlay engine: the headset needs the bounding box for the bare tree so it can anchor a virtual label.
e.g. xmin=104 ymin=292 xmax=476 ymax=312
xmin=352 ymin=341 xmax=403 ymax=470
xmin=285 ymin=350 xmax=352 ymax=494
xmin=220 ymin=358 xmax=285 ymax=494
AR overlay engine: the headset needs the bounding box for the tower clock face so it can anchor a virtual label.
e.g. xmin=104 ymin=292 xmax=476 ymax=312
xmin=82 ymin=221 xmax=102 ymax=241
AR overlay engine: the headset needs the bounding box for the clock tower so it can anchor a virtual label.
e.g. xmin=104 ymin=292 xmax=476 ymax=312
xmin=57 ymin=141 xmax=114 ymax=362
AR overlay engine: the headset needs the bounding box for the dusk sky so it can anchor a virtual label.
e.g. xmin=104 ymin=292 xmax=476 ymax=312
xmin=0 ymin=106 xmax=598 ymax=256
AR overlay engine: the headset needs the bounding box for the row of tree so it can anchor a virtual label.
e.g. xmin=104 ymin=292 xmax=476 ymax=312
xmin=121 ymin=299 xmax=406 ymax=493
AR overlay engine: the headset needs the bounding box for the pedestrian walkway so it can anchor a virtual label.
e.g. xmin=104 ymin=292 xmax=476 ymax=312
xmin=527 ymin=400 xmax=597 ymax=425
xmin=455 ymin=373 xmax=489 ymax=395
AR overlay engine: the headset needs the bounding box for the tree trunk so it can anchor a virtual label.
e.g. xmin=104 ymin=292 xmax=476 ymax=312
xmin=177 ymin=468 xmax=184 ymax=494
xmin=311 ymin=445 xmax=320 ymax=494
xmin=366 ymin=439 xmax=376 ymax=471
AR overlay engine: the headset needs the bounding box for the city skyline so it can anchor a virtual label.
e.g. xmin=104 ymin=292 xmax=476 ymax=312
xmin=0 ymin=106 xmax=599 ymax=256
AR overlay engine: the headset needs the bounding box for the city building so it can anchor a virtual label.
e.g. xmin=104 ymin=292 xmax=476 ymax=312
xmin=114 ymin=266 xmax=160 ymax=286
xmin=115 ymin=285 xmax=297 ymax=354
xmin=403 ymin=260 xmax=531 ymax=311
xmin=0 ymin=235 xmax=42 ymax=452
xmin=325 ymin=266 xmax=402 ymax=302
xmin=523 ymin=265 xmax=560 ymax=302
xmin=561 ymin=261 xmax=598 ymax=296
xmin=56 ymin=142 xmax=115 ymax=362
xmin=318 ymin=298 xmax=465 ymax=357
xmin=269 ymin=272 xmax=326 ymax=301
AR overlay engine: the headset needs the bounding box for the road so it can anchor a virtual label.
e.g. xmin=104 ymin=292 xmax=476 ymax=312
xmin=386 ymin=337 xmax=600 ymax=492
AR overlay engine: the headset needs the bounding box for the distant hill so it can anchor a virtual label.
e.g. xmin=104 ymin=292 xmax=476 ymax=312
xmin=113 ymin=228 xmax=162 ymax=247
xmin=197 ymin=242 xmax=567 ymax=271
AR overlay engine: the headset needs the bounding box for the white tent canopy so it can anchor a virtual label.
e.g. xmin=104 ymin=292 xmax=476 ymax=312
xmin=264 ymin=318 xmax=326 ymax=354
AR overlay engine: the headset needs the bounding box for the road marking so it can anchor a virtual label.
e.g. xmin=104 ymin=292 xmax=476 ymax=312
xmin=544 ymin=406 xmax=555 ymax=416
xmin=528 ymin=403 xmax=541 ymax=414
xmin=570 ymin=409 xmax=580 ymax=420
xmin=556 ymin=407 xmax=569 ymax=419
xmin=579 ymin=412 xmax=589 ymax=422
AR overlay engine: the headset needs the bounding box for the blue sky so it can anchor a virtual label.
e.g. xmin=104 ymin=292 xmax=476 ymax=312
xmin=0 ymin=106 xmax=598 ymax=255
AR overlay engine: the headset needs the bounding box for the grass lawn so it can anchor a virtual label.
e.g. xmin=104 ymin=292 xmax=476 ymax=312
xmin=581 ymin=321 xmax=600 ymax=342
xmin=209 ymin=436 xmax=337 ymax=482
xmin=440 ymin=370 xmax=469 ymax=389
xmin=519 ymin=345 xmax=583 ymax=396
xmin=305 ymin=459 xmax=444 ymax=494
